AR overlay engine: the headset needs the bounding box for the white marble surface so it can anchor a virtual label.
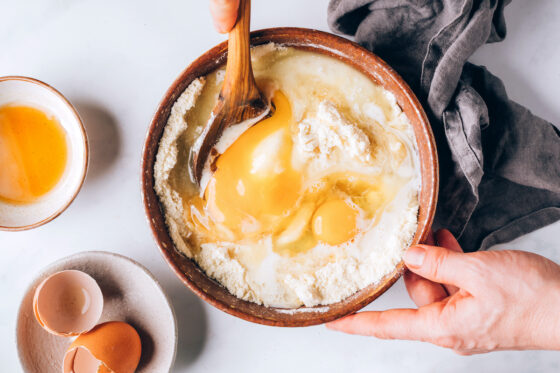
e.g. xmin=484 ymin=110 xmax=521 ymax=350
xmin=1 ymin=1 xmax=559 ymax=372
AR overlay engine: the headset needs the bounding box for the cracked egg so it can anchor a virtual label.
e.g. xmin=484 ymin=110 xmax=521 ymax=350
xmin=33 ymin=270 xmax=103 ymax=337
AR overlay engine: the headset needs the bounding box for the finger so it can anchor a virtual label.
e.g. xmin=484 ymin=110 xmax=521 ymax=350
xmin=326 ymin=303 xmax=445 ymax=342
xmin=405 ymin=228 xmax=448 ymax=306
xmin=424 ymin=229 xmax=435 ymax=245
xmin=210 ymin=0 xmax=240 ymax=33
xmin=403 ymin=243 xmax=480 ymax=293
xmin=404 ymin=270 xmax=448 ymax=307
xmin=435 ymin=229 xmax=464 ymax=295
xmin=436 ymin=229 xmax=463 ymax=253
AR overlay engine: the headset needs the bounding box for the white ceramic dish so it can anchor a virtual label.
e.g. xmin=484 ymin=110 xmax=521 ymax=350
xmin=0 ymin=76 xmax=88 ymax=231
xmin=16 ymin=251 xmax=177 ymax=373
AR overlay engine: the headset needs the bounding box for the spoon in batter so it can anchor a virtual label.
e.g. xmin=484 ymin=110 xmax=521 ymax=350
xmin=190 ymin=0 xmax=270 ymax=184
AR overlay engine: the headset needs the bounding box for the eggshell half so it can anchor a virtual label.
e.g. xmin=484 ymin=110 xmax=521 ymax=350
xmin=33 ymin=270 xmax=103 ymax=336
xmin=63 ymin=321 xmax=142 ymax=373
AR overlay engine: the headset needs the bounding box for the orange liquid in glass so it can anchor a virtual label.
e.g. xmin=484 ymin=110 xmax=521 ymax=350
xmin=0 ymin=105 xmax=68 ymax=204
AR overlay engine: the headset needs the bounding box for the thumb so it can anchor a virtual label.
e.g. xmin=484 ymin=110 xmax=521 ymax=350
xmin=404 ymin=244 xmax=480 ymax=293
xmin=210 ymin=0 xmax=240 ymax=33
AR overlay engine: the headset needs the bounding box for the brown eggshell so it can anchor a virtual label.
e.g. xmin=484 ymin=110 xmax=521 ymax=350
xmin=33 ymin=270 xmax=103 ymax=336
xmin=63 ymin=321 xmax=142 ymax=373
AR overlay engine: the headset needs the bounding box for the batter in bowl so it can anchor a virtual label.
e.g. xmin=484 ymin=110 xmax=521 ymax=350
xmin=154 ymin=44 xmax=420 ymax=308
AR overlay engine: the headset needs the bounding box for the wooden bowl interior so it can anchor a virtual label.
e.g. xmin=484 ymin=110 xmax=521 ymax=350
xmin=142 ymin=28 xmax=438 ymax=327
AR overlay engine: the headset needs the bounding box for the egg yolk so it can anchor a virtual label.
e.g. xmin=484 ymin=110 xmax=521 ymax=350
xmin=204 ymin=91 xmax=302 ymax=239
xmin=0 ymin=105 xmax=68 ymax=204
xmin=312 ymin=199 xmax=358 ymax=245
xmin=188 ymin=91 xmax=391 ymax=254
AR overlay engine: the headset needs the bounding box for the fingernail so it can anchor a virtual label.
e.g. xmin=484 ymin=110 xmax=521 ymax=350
xmin=404 ymin=246 xmax=426 ymax=268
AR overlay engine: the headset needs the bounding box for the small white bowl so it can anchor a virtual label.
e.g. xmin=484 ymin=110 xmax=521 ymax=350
xmin=16 ymin=251 xmax=178 ymax=373
xmin=0 ymin=76 xmax=88 ymax=231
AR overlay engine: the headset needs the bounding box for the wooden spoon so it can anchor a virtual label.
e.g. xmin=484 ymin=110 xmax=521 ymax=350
xmin=190 ymin=0 xmax=269 ymax=184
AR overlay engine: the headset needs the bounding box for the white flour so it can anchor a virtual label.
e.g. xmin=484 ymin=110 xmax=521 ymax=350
xmin=296 ymin=101 xmax=372 ymax=164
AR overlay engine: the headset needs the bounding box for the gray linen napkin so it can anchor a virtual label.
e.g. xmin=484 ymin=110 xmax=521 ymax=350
xmin=328 ymin=0 xmax=560 ymax=252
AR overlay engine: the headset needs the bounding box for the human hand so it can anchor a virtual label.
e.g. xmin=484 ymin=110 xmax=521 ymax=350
xmin=327 ymin=229 xmax=560 ymax=354
xmin=210 ymin=0 xmax=240 ymax=33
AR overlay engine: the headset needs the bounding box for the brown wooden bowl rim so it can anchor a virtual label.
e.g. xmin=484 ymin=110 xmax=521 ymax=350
xmin=141 ymin=27 xmax=438 ymax=327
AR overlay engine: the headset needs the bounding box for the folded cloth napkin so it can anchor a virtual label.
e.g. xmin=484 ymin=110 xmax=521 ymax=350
xmin=328 ymin=0 xmax=560 ymax=252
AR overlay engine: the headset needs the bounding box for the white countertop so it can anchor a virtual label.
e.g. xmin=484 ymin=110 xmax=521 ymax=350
xmin=1 ymin=1 xmax=559 ymax=371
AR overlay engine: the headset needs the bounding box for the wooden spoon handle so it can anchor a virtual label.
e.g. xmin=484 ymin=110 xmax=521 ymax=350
xmin=190 ymin=0 xmax=269 ymax=184
xmin=221 ymin=0 xmax=260 ymax=102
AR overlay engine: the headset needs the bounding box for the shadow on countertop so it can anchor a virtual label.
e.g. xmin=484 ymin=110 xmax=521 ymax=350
xmin=165 ymin=275 xmax=208 ymax=370
xmin=73 ymin=101 xmax=121 ymax=183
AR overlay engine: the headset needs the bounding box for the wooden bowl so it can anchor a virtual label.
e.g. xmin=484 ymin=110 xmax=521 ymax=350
xmin=142 ymin=28 xmax=438 ymax=327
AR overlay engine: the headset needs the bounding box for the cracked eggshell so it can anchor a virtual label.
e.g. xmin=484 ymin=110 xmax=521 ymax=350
xmin=63 ymin=321 xmax=142 ymax=373
xmin=17 ymin=251 xmax=177 ymax=372
xmin=33 ymin=270 xmax=103 ymax=336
